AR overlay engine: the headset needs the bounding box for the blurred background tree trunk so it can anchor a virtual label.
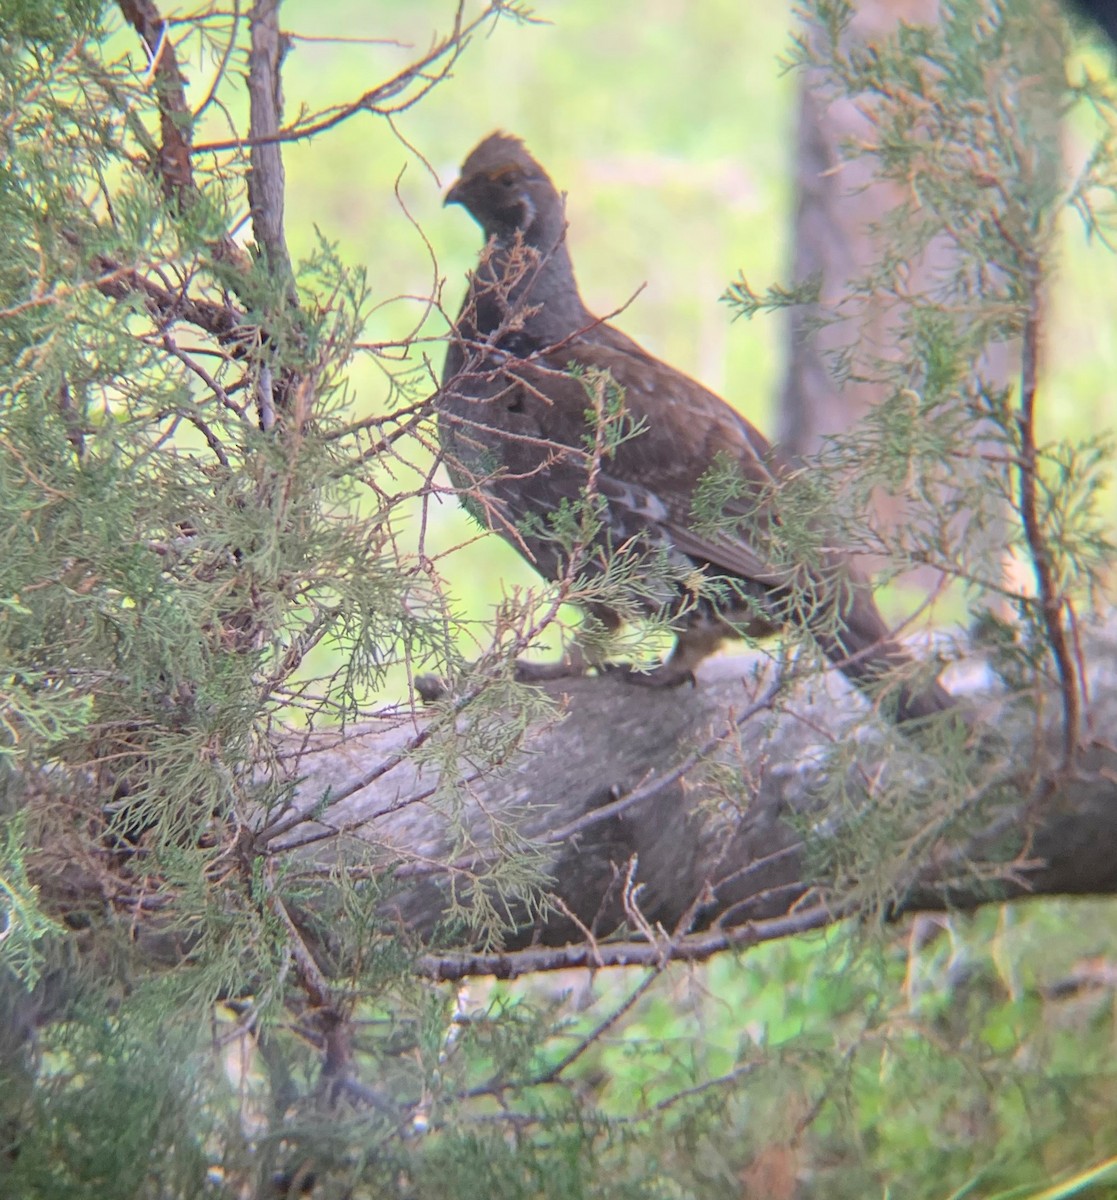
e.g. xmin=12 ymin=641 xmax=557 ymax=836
xmin=780 ymin=0 xmax=1060 ymax=599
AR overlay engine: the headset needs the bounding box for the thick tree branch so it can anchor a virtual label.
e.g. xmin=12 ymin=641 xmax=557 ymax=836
xmin=247 ymin=0 xmax=294 ymax=289
xmin=11 ymin=624 xmax=1117 ymax=1042
xmin=118 ymin=0 xmax=194 ymax=203
xmin=248 ymin=623 xmax=1117 ymax=980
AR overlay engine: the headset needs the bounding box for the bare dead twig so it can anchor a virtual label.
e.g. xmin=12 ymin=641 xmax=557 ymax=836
xmin=464 ymin=963 xmax=665 ymax=1102
xmin=266 ymin=883 xmax=333 ymax=1012
xmin=159 ymin=331 xmax=246 ymax=417
xmin=415 ymin=902 xmax=835 ymax=981
xmin=1016 ymin=264 xmax=1080 ymax=771
xmin=193 ymin=2 xmax=507 ymax=155
xmin=192 ymin=0 xmax=241 ymax=123
xmin=264 ymin=879 xmax=364 ymax=1101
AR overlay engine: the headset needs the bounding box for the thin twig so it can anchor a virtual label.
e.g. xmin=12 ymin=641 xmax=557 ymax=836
xmin=416 ymin=903 xmax=835 ymax=981
xmin=1016 ymin=263 xmax=1080 ymax=770
xmin=194 ymin=1 xmax=506 ymax=154
xmin=192 ymin=1 xmax=241 ymax=123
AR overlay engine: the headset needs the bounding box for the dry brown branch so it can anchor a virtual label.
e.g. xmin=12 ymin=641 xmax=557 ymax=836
xmin=1016 ymin=264 xmax=1081 ymax=770
xmin=90 ymin=253 xmax=244 ymax=340
xmin=118 ymin=0 xmax=194 ymax=202
xmin=417 ymin=904 xmax=838 ymax=982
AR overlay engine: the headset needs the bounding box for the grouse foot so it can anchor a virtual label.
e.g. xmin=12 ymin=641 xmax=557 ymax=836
xmin=600 ymin=661 xmax=697 ymax=688
xmin=415 ymin=651 xmax=591 ymax=703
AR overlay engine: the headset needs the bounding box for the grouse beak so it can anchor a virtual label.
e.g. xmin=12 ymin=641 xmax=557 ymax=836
xmin=444 ymin=178 xmax=465 ymax=208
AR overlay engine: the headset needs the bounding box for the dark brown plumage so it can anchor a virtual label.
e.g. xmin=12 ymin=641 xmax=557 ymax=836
xmin=439 ymin=132 xmax=952 ymax=723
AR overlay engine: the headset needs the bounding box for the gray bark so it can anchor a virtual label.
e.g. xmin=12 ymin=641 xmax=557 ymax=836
xmin=260 ymin=623 xmax=1117 ymax=979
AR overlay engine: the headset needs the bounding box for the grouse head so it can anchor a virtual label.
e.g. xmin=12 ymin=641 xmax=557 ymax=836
xmin=445 ymin=132 xmax=566 ymax=249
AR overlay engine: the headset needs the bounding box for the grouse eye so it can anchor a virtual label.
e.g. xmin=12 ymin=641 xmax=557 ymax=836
xmin=500 ymin=175 xmax=517 ymax=189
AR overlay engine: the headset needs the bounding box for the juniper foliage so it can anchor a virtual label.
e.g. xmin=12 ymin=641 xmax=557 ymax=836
xmin=0 ymin=1 xmax=1115 ymax=1198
